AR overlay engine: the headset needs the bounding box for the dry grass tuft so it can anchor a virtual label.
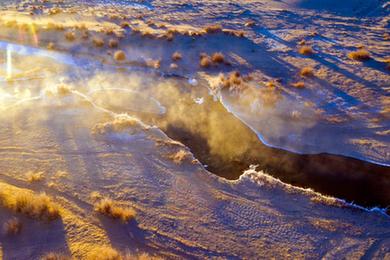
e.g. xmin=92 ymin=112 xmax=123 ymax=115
xmin=211 ymin=52 xmax=225 ymax=64
xmin=92 ymin=37 xmax=105 ymax=48
xmin=0 ymin=191 xmax=60 ymax=221
xmin=86 ymin=246 xmax=121 ymax=260
xmin=172 ymin=51 xmax=182 ymax=61
xmin=108 ymin=39 xmax=119 ymax=48
xmin=348 ymin=49 xmax=371 ymax=61
xmin=41 ymin=252 xmax=71 ymax=260
xmin=114 ymin=50 xmax=126 ymax=61
xmin=291 ymin=81 xmax=305 ymax=89
xmin=169 ymin=150 xmax=189 ymax=164
xmin=64 ymin=31 xmax=76 ymax=41
xmin=47 ymin=42 xmax=55 ymax=50
xmin=3 ymin=217 xmax=22 ymax=235
xmin=95 ymin=198 xmax=136 ymax=222
xmin=245 ymin=21 xmax=255 ymax=27
xmin=26 ymin=171 xmax=45 ymax=183
xmin=120 ymin=21 xmax=130 ymax=28
xmin=204 ymin=24 xmax=222 ymax=33
xmin=299 ymin=45 xmax=314 ymax=55
xmin=300 ymin=67 xmax=314 ymax=77
xmin=200 ymin=54 xmax=212 ymax=68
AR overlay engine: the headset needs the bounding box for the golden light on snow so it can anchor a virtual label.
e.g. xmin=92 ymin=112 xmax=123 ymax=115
xmin=28 ymin=23 xmax=39 ymax=46
xmin=6 ymin=44 xmax=12 ymax=80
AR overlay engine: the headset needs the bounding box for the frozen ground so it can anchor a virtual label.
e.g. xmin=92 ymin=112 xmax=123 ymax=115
xmin=0 ymin=0 xmax=389 ymax=259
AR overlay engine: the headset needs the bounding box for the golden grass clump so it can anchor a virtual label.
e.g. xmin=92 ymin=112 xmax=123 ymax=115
xmin=93 ymin=116 xmax=144 ymax=135
xmin=169 ymin=150 xmax=189 ymax=164
xmin=64 ymin=31 xmax=76 ymax=41
xmin=26 ymin=171 xmax=45 ymax=183
xmin=172 ymin=51 xmax=182 ymax=61
xmin=41 ymin=252 xmax=71 ymax=260
xmin=200 ymin=54 xmax=212 ymax=68
xmin=93 ymin=37 xmax=105 ymax=47
xmin=348 ymin=49 xmax=371 ymax=61
xmin=0 ymin=191 xmax=60 ymax=221
xmin=291 ymin=81 xmax=305 ymax=89
xmin=211 ymin=52 xmax=225 ymax=64
xmin=204 ymin=24 xmax=222 ymax=33
xmin=47 ymin=42 xmax=55 ymax=50
xmin=94 ymin=198 xmax=136 ymax=222
xmin=108 ymin=39 xmax=119 ymax=48
xmin=114 ymin=50 xmax=126 ymax=61
xmin=120 ymin=21 xmax=130 ymax=28
xmin=56 ymin=84 xmax=73 ymax=96
xmin=3 ymin=217 xmax=22 ymax=235
xmin=300 ymin=67 xmax=314 ymax=77
xmin=299 ymin=45 xmax=314 ymax=55
xmin=86 ymin=246 xmax=121 ymax=260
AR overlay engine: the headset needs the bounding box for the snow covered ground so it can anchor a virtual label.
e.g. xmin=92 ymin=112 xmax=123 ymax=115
xmin=0 ymin=0 xmax=389 ymax=259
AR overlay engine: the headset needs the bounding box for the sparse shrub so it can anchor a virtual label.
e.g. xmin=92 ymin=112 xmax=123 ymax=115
xmin=108 ymin=39 xmax=119 ymax=48
xmin=114 ymin=50 xmax=126 ymax=61
xmin=26 ymin=171 xmax=45 ymax=183
xmin=300 ymin=67 xmax=314 ymax=77
xmin=204 ymin=24 xmax=222 ymax=33
xmin=348 ymin=49 xmax=370 ymax=61
xmin=172 ymin=51 xmax=182 ymax=61
xmin=291 ymin=81 xmax=305 ymax=89
xmin=65 ymin=31 xmax=76 ymax=41
xmin=299 ymin=45 xmax=314 ymax=55
xmin=0 ymin=190 xmax=60 ymax=221
xmin=94 ymin=198 xmax=136 ymax=222
xmin=92 ymin=37 xmax=104 ymax=47
xmin=3 ymin=217 xmax=22 ymax=235
xmin=211 ymin=52 xmax=225 ymax=64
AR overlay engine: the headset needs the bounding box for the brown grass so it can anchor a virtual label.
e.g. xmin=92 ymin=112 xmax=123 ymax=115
xmin=299 ymin=45 xmax=314 ymax=55
xmin=64 ymin=31 xmax=76 ymax=41
xmin=92 ymin=37 xmax=104 ymax=48
xmin=0 ymin=191 xmax=60 ymax=221
xmin=300 ymin=67 xmax=314 ymax=77
xmin=26 ymin=171 xmax=45 ymax=183
xmin=348 ymin=49 xmax=370 ymax=61
xmin=41 ymin=252 xmax=71 ymax=260
xmin=114 ymin=50 xmax=126 ymax=61
xmin=204 ymin=24 xmax=222 ymax=33
xmin=172 ymin=51 xmax=182 ymax=61
xmin=211 ymin=52 xmax=225 ymax=64
xmin=291 ymin=81 xmax=305 ymax=89
xmin=86 ymin=246 xmax=121 ymax=260
xmin=169 ymin=150 xmax=189 ymax=164
xmin=47 ymin=42 xmax=55 ymax=50
xmin=200 ymin=55 xmax=211 ymax=68
xmin=94 ymin=198 xmax=136 ymax=222
xmin=108 ymin=39 xmax=119 ymax=48
xmin=3 ymin=217 xmax=22 ymax=235
xmin=120 ymin=21 xmax=130 ymax=28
